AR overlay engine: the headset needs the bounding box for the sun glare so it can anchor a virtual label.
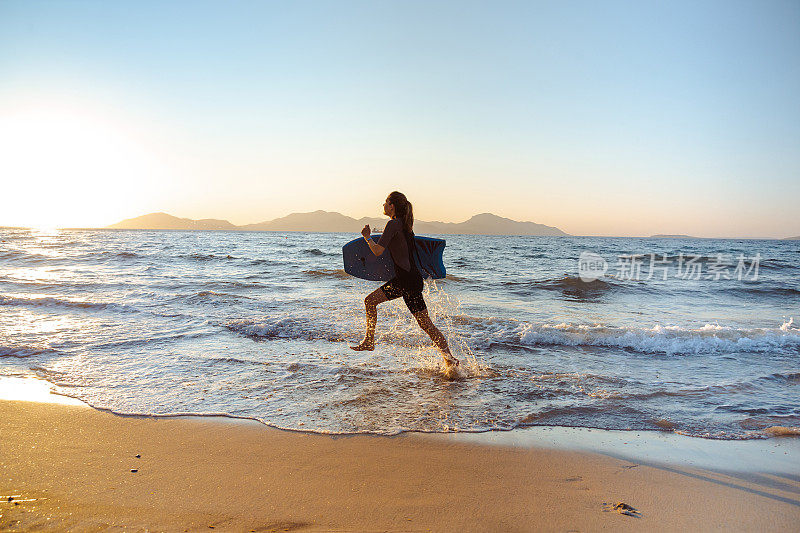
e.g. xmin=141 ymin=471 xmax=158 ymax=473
xmin=0 ymin=375 xmax=85 ymax=405
xmin=0 ymin=102 xmax=168 ymax=228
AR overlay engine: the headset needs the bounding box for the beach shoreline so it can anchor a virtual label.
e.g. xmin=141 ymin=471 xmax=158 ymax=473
xmin=4 ymin=374 xmax=798 ymax=474
xmin=1 ymin=378 xmax=798 ymax=531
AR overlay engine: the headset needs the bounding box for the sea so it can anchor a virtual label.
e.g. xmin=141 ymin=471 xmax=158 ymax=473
xmin=1 ymin=228 xmax=798 ymax=439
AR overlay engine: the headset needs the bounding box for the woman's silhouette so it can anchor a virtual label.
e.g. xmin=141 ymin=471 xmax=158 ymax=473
xmin=351 ymin=191 xmax=460 ymax=370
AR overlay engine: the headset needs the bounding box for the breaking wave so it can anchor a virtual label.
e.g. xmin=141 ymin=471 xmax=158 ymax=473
xmin=454 ymin=316 xmax=800 ymax=355
xmin=222 ymin=309 xmax=800 ymax=357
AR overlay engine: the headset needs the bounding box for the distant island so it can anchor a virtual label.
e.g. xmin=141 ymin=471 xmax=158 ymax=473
xmin=784 ymin=236 xmax=800 ymax=240
xmin=107 ymin=211 xmax=570 ymax=236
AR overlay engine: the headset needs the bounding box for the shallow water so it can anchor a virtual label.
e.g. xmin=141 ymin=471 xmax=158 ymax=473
xmin=1 ymin=228 xmax=798 ymax=439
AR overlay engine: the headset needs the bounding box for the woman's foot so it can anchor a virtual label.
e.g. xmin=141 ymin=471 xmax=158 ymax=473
xmin=350 ymin=339 xmax=375 ymax=351
xmin=442 ymin=357 xmax=461 ymax=379
xmin=443 ymin=354 xmax=460 ymax=367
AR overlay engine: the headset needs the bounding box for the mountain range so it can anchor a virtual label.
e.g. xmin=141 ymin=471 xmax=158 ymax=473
xmin=108 ymin=211 xmax=570 ymax=236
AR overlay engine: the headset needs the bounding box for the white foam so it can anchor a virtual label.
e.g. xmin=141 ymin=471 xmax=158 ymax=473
xmin=460 ymin=317 xmax=800 ymax=355
xmin=226 ymin=307 xmax=800 ymax=356
xmin=226 ymin=317 xmax=308 ymax=339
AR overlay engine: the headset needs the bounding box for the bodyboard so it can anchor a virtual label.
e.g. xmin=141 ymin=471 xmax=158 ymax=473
xmin=342 ymin=235 xmax=446 ymax=281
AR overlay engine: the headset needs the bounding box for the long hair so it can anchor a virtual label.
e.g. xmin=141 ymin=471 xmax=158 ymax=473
xmin=387 ymin=191 xmax=414 ymax=235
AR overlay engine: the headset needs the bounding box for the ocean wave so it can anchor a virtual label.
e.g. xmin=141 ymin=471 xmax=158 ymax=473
xmin=0 ymin=293 xmax=137 ymax=313
xmin=206 ymin=355 xmax=271 ymax=366
xmin=302 ymin=248 xmax=337 ymax=256
xmin=177 ymin=290 xmax=254 ymax=304
xmin=499 ymin=275 xmax=643 ymax=298
xmin=0 ymin=344 xmax=59 ymax=359
xmin=203 ymin=280 xmax=268 ymax=290
xmin=224 ymin=317 xmax=348 ymax=343
xmin=0 ymin=278 xmax=120 ymax=291
xmin=587 ymin=382 xmax=758 ymax=402
xmin=530 ymin=371 xmax=631 ymax=387
xmin=73 ymin=250 xmax=142 ymax=260
xmin=179 ymin=253 xmax=236 ymax=261
xmin=453 ymin=315 xmax=800 ymax=355
xmin=303 ymin=269 xmax=351 ymax=280
xmin=84 ymin=330 xmax=214 ymax=350
xmin=767 ymin=371 xmax=800 ymax=383
xmin=0 ymin=250 xmax=55 ymax=263
xmin=756 ymin=259 xmax=795 ymax=271
xmin=736 ymin=285 xmax=800 ymax=297
xmin=0 ymin=249 xmax=146 ymax=263
xmin=224 ymin=310 xmax=800 ymax=356
xmin=222 ymin=313 xmax=458 ymax=350
xmin=622 ymin=253 xmax=756 ymax=264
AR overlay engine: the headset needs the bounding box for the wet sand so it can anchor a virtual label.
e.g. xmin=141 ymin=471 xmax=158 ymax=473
xmin=1 ymin=387 xmax=799 ymax=531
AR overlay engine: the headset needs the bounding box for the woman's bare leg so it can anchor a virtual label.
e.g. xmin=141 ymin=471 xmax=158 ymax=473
xmin=351 ymin=288 xmax=388 ymax=351
xmin=413 ymin=309 xmax=459 ymax=366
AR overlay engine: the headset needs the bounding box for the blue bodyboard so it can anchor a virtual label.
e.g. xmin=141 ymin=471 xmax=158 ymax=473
xmin=342 ymin=235 xmax=446 ymax=281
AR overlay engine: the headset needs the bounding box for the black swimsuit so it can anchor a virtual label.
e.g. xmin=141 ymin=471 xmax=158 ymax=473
xmin=379 ymin=229 xmax=427 ymax=314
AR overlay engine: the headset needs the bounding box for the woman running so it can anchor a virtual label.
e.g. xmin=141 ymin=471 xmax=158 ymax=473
xmin=350 ymin=191 xmax=460 ymax=370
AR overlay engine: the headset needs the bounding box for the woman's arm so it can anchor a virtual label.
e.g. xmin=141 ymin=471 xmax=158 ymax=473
xmin=361 ymin=225 xmax=385 ymax=256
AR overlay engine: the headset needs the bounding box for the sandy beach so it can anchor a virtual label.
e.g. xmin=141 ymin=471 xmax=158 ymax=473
xmin=1 ymin=382 xmax=798 ymax=532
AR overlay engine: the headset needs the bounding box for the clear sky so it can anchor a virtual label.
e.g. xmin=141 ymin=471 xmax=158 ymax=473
xmin=1 ymin=0 xmax=798 ymax=237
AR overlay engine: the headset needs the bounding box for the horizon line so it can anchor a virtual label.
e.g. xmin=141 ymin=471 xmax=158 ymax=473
xmin=1 ymin=210 xmax=798 ymax=241
xmin=1 ymin=225 xmax=796 ymax=242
